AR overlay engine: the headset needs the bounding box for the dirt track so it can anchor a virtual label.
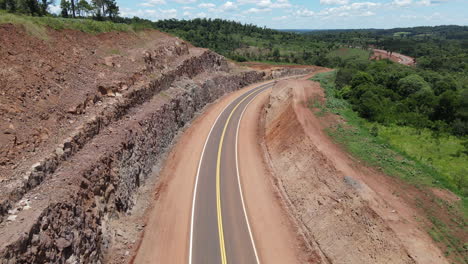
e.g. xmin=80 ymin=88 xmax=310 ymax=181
xmin=372 ymin=49 xmax=415 ymax=65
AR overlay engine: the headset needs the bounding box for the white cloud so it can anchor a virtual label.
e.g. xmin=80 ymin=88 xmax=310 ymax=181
xmin=320 ymin=0 xmax=349 ymax=5
xmin=120 ymin=7 xmax=177 ymax=20
xmin=48 ymin=4 xmax=61 ymax=14
xmin=359 ymin=10 xmax=376 ymax=16
xmin=198 ymin=2 xmax=216 ymax=8
xmin=141 ymin=0 xmax=166 ymax=6
xmin=271 ymin=0 xmax=292 ymax=8
xmin=173 ymin=0 xmax=197 ymax=3
xmin=160 ymin=8 xmax=177 ymax=16
xmin=295 ymin=8 xmax=315 ymax=17
xmin=237 ymin=0 xmax=291 ymax=8
xmin=392 ymin=0 xmax=412 ymax=6
xmin=416 ymin=0 xmax=432 ymax=6
xmin=272 ymin=15 xmax=289 ymax=20
xmin=244 ymin=7 xmax=272 ymax=13
xmin=221 ymin=1 xmax=238 ymax=11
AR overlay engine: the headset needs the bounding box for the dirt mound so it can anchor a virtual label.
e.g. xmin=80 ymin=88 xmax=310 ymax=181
xmin=262 ymin=77 xmax=449 ymax=263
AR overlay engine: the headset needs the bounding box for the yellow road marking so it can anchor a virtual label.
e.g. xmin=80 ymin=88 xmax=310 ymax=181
xmin=216 ymin=89 xmax=259 ymax=264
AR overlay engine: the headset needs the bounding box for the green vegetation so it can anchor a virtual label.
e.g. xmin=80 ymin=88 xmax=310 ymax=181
xmin=0 ymin=11 xmax=139 ymax=35
xmin=0 ymin=0 xmax=119 ymax=19
xmin=312 ymin=71 xmax=461 ymax=193
xmin=0 ymin=0 xmax=156 ymax=35
xmin=327 ymin=47 xmax=371 ymax=61
xmin=335 ymin=59 xmax=467 ymax=137
xmin=378 ymin=125 xmax=467 ymax=193
xmin=152 ymin=18 xmax=338 ymax=65
xmin=317 ymin=66 xmax=467 ymax=196
xmin=312 ymin=71 xmax=467 ymax=262
xmin=305 ymin=25 xmax=468 ymax=73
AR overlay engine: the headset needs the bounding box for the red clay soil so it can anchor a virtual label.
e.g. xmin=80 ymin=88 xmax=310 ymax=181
xmin=238 ymin=61 xmax=317 ymax=70
xmin=262 ymin=75 xmax=463 ymax=263
xmin=371 ymin=49 xmax=415 ymax=66
xmin=0 ymin=24 xmax=178 ymax=180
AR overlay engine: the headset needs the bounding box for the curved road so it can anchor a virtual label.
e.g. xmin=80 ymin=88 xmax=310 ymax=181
xmin=189 ymin=82 xmax=273 ymax=264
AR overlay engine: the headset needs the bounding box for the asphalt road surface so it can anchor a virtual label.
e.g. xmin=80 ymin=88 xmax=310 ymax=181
xmin=189 ymin=82 xmax=273 ymax=264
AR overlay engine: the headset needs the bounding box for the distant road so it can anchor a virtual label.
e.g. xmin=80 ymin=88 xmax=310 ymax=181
xmin=189 ymin=82 xmax=272 ymax=264
xmin=373 ymin=49 xmax=415 ymax=66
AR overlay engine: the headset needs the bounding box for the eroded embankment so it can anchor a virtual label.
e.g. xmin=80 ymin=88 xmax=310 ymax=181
xmin=0 ymin=25 xmax=312 ymax=263
xmin=262 ymin=78 xmax=449 ymax=264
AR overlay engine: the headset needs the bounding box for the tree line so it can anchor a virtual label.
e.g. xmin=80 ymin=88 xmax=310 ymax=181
xmin=60 ymin=0 xmax=118 ymax=19
xmin=152 ymin=18 xmax=338 ymax=66
xmin=0 ymin=0 xmax=119 ymax=20
xmin=334 ymin=58 xmax=467 ymax=136
xmin=0 ymin=0 xmax=53 ymax=15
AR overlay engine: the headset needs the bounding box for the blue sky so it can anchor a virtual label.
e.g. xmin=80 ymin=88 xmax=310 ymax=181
xmin=109 ymin=0 xmax=468 ymax=29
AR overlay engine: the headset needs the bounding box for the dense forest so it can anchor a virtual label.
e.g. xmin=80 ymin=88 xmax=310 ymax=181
xmin=152 ymin=19 xmax=467 ymax=137
xmin=151 ymin=18 xmax=338 ymax=65
xmin=323 ymin=27 xmax=468 ymax=137
xmin=336 ymin=59 xmax=467 ymax=136
xmin=306 ymin=26 xmax=468 ymax=72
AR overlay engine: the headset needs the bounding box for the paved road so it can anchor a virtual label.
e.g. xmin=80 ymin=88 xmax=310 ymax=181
xmin=189 ymin=82 xmax=273 ymax=264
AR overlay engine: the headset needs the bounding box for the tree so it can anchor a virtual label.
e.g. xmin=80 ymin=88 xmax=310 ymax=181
xmin=92 ymin=0 xmax=105 ymax=19
xmin=6 ymin=0 xmax=17 ymax=12
xmin=434 ymin=76 xmax=457 ymax=96
xmin=350 ymin=71 xmax=374 ymax=89
xmin=336 ymin=68 xmax=355 ymax=89
xmin=433 ymin=90 xmax=459 ymax=122
xmin=397 ymin=74 xmax=430 ymax=97
xmin=105 ymin=0 xmax=118 ymax=19
xmin=76 ymin=0 xmax=92 ymax=17
xmin=60 ymin=0 xmax=70 ymax=17
xmin=40 ymin=0 xmax=54 ymax=15
xmin=11 ymin=0 xmax=41 ymax=15
xmin=70 ymin=0 xmax=75 ymax=17
xmin=272 ymin=48 xmax=280 ymax=61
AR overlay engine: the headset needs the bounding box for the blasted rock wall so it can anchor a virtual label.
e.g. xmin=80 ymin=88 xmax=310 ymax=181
xmin=0 ymin=70 xmax=266 ymax=264
xmin=0 ymin=49 xmax=228 ymax=222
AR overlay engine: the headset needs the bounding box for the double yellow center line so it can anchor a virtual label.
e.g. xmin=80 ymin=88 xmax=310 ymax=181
xmin=215 ymin=87 xmax=263 ymax=264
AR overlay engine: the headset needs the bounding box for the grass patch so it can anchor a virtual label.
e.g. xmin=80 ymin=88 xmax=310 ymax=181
xmin=308 ymin=96 xmax=327 ymax=117
xmin=377 ymin=125 xmax=467 ymax=196
xmin=0 ymin=11 xmax=151 ymax=39
xmin=247 ymin=60 xmax=303 ymax=66
xmin=327 ymin=47 xmax=371 ymax=61
xmin=312 ymin=71 xmax=467 ymax=199
xmin=312 ymin=71 xmax=467 ymax=263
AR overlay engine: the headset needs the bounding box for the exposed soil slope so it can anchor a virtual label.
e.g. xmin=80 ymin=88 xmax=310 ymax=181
xmin=263 ymin=77 xmax=449 ymax=263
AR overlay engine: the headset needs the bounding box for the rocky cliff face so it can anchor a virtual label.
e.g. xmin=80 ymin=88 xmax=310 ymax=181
xmin=0 ymin=72 xmax=266 ymax=264
xmin=0 ymin=26 xmax=312 ymax=263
